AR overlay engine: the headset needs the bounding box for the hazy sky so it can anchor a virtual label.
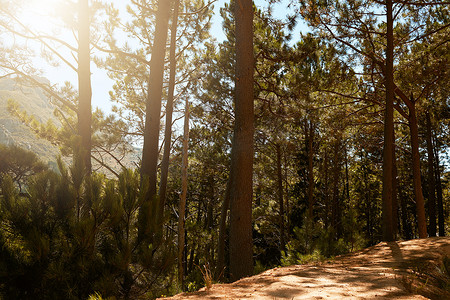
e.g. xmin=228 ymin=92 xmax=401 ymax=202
xmin=37 ymin=0 xmax=305 ymax=114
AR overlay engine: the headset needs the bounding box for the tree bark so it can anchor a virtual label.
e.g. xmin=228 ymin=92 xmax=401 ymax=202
xmin=159 ymin=0 xmax=180 ymax=227
xmin=229 ymin=0 xmax=254 ymax=281
xmin=178 ymin=97 xmax=190 ymax=287
xmin=408 ymin=101 xmax=427 ymax=238
xmin=392 ymin=89 xmax=427 ymax=239
xmin=425 ymin=111 xmax=436 ymax=236
xmin=381 ymin=0 xmax=395 ymax=242
xmin=139 ymin=0 xmax=172 ymax=240
xmin=77 ymin=0 xmax=92 ymax=174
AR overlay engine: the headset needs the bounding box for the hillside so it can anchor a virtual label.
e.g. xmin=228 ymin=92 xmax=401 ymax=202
xmin=0 ymin=77 xmax=60 ymax=165
xmin=0 ymin=77 xmax=140 ymax=174
xmin=162 ymin=237 xmax=450 ymax=300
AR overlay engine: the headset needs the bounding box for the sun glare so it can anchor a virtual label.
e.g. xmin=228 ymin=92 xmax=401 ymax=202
xmin=23 ymin=0 xmax=63 ymax=34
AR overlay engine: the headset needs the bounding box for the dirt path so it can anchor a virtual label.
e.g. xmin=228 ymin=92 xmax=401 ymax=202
xmin=161 ymin=237 xmax=450 ymax=299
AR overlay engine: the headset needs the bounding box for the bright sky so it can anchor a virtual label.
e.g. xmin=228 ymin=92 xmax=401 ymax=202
xmin=32 ymin=0 xmax=307 ymax=114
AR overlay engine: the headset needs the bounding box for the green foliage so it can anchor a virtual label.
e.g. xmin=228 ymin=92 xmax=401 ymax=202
xmin=0 ymin=0 xmax=449 ymax=297
xmin=281 ymin=211 xmax=366 ymax=266
xmin=0 ymin=157 xmax=175 ymax=299
xmin=0 ymin=144 xmax=48 ymax=191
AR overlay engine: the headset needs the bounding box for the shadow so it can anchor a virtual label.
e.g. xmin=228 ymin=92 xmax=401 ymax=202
xmin=162 ymin=237 xmax=450 ymax=300
xmin=388 ymin=241 xmax=403 ymax=262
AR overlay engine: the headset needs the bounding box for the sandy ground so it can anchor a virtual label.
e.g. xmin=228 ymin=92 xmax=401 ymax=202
xmin=161 ymin=237 xmax=450 ymax=299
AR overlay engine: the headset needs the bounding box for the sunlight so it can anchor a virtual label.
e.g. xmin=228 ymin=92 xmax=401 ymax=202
xmin=23 ymin=0 xmax=63 ymax=34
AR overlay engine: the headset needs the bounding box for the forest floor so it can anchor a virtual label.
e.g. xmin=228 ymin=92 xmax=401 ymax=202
xmin=161 ymin=237 xmax=450 ymax=299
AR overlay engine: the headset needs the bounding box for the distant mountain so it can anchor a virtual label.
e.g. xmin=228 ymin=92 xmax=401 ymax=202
xmin=0 ymin=77 xmax=60 ymax=165
xmin=0 ymin=77 xmax=140 ymax=175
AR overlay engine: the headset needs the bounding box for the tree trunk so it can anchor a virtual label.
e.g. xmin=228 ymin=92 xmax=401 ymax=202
xmin=362 ymin=161 xmax=373 ymax=244
xmin=331 ymin=139 xmax=341 ymax=239
xmin=306 ymin=121 xmax=314 ymax=220
xmin=392 ymin=130 xmax=399 ymax=237
xmin=139 ymin=0 xmax=172 ymax=240
xmin=283 ymin=152 xmax=290 ymax=234
xmin=178 ymin=97 xmax=190 ymax=287
xmin=382 ymin=0 xmax=395 ymax=242
xmin=217 ymin=179 xmax=231 ymax=277
xmin=229 ymin=0 xmax=254 ymax=281
xmin=425 ymin=111 xmax=436 ymax=236
xmin=159 ymin=0 xmax=180 ymax=226
xmin=433 ymin=133 xmax=445 ymax=236
xmin=324 ymin=150 xmax=330 ymax=229
xmin=344 ymin=145 xmax=350 ymax=202
xmin=399 ymin=185 xmax=412 ymax=240
xmin=408 ymin=101 xmax=427 ymax=238
xmin=77 ymin=0 xmax=92 ymax=174
xmin=276 ymin=143 xmax=285 ymax=251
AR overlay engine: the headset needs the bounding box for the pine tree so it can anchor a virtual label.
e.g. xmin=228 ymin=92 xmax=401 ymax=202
xmin=229 ymin=0 xmax=254 ymax=281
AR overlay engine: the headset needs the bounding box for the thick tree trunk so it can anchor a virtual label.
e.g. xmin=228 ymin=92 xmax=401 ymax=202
xmin=139 ymin=0 xmax=171 ymax=240
xmin=229 ymin=0 xmax=254 ymax=281
xmin=77 ymin=0 xmax=92 ymax=174
xmin=433 ymin=135 xmax=445 ymax=236
xmin=178 ymin=98 xmax=190 ymax=287
xmin=425 ymin=111 xmax=436 ymax=236
xmin=276 ymin=143 xmax=285 ymax=251
xmin=382 ymin=0 xmax=395 ymax=242
xmin=408 ymin=102 xmax=427 ymax=238
xmin=159 ymin=0 xmax=180 ymax=226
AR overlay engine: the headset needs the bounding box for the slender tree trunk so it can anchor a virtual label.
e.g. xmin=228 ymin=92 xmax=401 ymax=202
xmin=324 ymin=150 xmax=330 ymax=229
xmin=408 ymin=101 xmax=427 ymax=238
xmin=139 ymin=0 xmax=172 ymax=240
xmin=229 ymin=0 xmax=254 ymax=281
xmin=205 ymin=175 xmax=215 ymax=267
xmin=362 ymin=161 xmax=372 ymax=244
xmin=425 ymin=111 xmax=436 ymax=236
xmin=433 ymin=133 xmax=445 ymax=236
xmin=283 ymin=152 xmax=290 ymax=234
xmin=159 ymin=0 xmax=180 ymax=226
xmin=184 ymin=228 xmax=188 ymax=276
xmin=307 ymin=121 xmax=314 ymax=219
xmin=77 ymin=0 xmax=92 ymax=174
xmin=382 ymin=0 xmax=395 ymax=242
xmin=392 ymin=130 xmax=399 ymax=237
xmin=331 ymin=139 xmax=341 ymax=238
xmin=178 ymin=98 xmax=190 ymax=288
xmin=400 ymin=185 xmax=412 ymax=240
xmin=276 ymin=143 xmax=285 ymax=251
xmin=217 ymin=179 xmax=231 ymax=277
xmin=344 ymin=145 xmax=350 ymax=202
xmin=188 ymin=242 xmax=196 ymax=274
